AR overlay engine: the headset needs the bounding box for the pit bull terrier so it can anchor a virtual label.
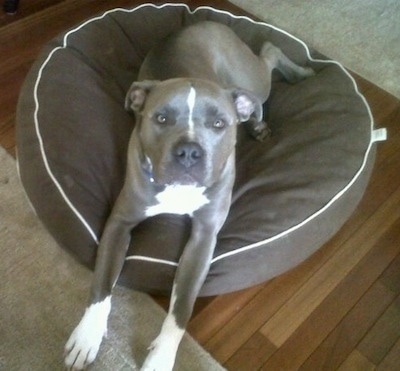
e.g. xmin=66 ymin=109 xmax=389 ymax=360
xmin=64 ymin=21 xmax=314 ymax=370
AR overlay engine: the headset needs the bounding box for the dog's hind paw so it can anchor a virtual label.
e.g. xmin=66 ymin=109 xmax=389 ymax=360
xmin=245 ymin=119 xmax=271 ymax=142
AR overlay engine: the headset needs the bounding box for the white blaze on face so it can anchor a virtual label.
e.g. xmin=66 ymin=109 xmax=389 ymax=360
xmin=187 ymin=87 xmax=196 ymax=139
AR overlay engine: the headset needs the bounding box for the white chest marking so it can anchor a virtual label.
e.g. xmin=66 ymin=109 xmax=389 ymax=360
xmin=187 ymin=87 xmax=196 ymax=139
xmin=145 ymin=185 xmax=209 ymax=217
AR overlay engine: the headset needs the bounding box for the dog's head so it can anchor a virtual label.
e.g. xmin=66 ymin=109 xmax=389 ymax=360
xmin=125 ymin=78 xmax=262 ymax=187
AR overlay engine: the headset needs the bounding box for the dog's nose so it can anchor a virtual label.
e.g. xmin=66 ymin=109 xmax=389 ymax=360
xmin=173 ymin=142 xmax=204 ymax=168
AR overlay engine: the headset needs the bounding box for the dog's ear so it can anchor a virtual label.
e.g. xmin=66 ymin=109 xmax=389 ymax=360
xmin=231 ymin=89 xmax=263 ymax=123
xmin=125 ymin=80 xmax=159 ymax=112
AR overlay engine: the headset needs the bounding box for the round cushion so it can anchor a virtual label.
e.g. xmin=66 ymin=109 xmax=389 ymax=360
xmin=17 ymin=4 xmax=376 ymax=296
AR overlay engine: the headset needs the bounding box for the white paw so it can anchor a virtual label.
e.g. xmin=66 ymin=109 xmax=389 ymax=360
xmin=64 ymin=324 xmax=104 ymax=370
xmin=141 ymin=313 xmax=184 ymax=371
xmin=64 ymin=297 xmax=111 ymax=370
xmin=140 ymin=338 xmax=177 ymax=371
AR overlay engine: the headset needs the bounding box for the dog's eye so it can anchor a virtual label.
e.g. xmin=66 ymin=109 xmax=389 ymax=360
xmin=156 ymin=114 xmax=167 ymax=124
xmin=213 ymin=119 xmax=226 ymax=129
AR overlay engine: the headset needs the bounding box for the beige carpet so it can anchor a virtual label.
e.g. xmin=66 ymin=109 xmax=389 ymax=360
xmin=229 ymin=0 xmax=400 ymax=99
xmin=0 ymin=146 xmax=224 ymax=370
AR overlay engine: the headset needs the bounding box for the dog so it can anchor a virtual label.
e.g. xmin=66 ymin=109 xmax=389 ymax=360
xmin=64 ymin=21 xmax=314 ymax=370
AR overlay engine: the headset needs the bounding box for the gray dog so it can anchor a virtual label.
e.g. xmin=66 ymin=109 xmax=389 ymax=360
xmin=64 ymin=21 xmax=314 ymax=370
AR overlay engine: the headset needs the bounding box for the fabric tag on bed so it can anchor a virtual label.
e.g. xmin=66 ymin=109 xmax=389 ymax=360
xmin=372 ymin=128 xmax=387 ymax=142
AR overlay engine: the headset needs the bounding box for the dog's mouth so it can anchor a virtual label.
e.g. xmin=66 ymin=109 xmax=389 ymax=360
xmin=156 ymin=171 xmax=205 ymax=187
xmin=142 ymin=156 xmax=207 ymax=187
xmin=142 ymin=156 xmax=208 ymax=187
xmin=170 ymin=172 xmax=202 ymax=186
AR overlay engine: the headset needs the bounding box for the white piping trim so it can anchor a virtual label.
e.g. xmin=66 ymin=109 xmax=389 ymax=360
xmin=32 ymin=3 xmax=382 ymax=265
xmin=34 ymin=47 xmax=99 ymax=243
xmin=125 ymin=255 xmax=179 ymax=267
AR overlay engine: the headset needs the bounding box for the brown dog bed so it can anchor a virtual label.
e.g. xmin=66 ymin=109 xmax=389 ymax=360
xmin=16 ymin=4 xmax=383 ymax=296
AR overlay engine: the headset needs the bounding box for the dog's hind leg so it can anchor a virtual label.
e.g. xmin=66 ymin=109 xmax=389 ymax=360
xmin=260 ymin=41 xmax=315 ymax=83
xmin=242 ymin=42 xmax=315 ymax=141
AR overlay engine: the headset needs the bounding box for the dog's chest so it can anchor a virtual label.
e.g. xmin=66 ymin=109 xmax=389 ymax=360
xmin=145 ymin=185 xmax=209 ymax=217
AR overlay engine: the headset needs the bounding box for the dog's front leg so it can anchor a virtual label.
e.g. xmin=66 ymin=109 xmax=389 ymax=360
xmin=141 ymin=218 xmax=218 ymax=371
xmin=64 ymin=191 xmax=143 ymax=370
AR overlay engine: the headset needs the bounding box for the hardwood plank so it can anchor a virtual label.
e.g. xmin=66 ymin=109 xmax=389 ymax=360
xmin=259 ymin=186 xmax=400 ymax=348
xmin=339 ymin=143 xmax=400 ymax=246
xmin=0 ymin=0 xmax=64 ymax=27
xmin=377 ymin=337 xmax=400 ymax=371
xmin=355 ymin=75 xmax=399 ymax=131
xmin=188 ymin=283 xmax=264 ymax=343
xmin=300 ymin=281 xmax=395 ymax=370
xmin=301 ymin=220 xmax=400 ymax=370
xmin=0 ymin=0 xmax=134 ymax=71
xmin=381 ymin=251 xmax=400 ymax=295
xmin=224 ymin=332 xmax=276 ymax=371
xmin=261 ymin=207 xmax=400 ymax=370
xmin=358 ymin=294 xmax=400 ymax=365
xmin=337 ymin=349 xmax=375 ymax=371
xmin=202 ymin=280 xmax=279 ymax=363
xmin=0 ymin=114 xmax=16 ymax=157
xmin=0 ymin=64 xmax=31 ymax=126
xmin=373 ymin=105 xmax=400 ymax=166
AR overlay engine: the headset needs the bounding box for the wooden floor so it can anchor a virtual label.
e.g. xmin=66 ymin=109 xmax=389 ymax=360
xmin=1 ymin=1 xmax=399 ymax=370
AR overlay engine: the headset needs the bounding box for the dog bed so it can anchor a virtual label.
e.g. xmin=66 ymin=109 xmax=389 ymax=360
xmin=16 ymin=3 xmax=384 ymax=296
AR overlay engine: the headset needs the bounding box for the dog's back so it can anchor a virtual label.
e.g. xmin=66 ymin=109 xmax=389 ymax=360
xmin=138 ymin=21 xmax=271 ymax=101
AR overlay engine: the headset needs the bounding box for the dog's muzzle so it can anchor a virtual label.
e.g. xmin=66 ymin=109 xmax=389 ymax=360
xmin=168 ymin=140 xmax=206 ymax=185
xmin=173 ymin=141 xmax=204 ymax=168
xmin=144 ymin=140 xmax=209 ymax=186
